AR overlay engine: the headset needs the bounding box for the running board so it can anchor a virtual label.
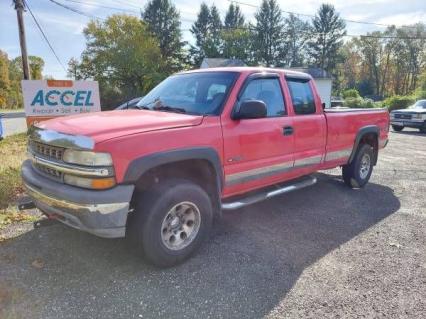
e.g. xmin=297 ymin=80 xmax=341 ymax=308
xmin=221 ymin=175 xmax=317 ymax=210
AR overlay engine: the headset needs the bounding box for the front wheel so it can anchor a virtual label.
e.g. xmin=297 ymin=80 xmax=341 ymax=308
xmin=392 ymin=125 xmax=404 ymax=132
xmin=342 ymin=144 xmax=374 ymax=188
xmin=127 ymin=179 xmax=213 ymax=267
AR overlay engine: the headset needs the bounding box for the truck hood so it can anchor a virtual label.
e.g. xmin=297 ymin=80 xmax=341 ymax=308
xmin=36 ymin=110 xmax=204 ymax=143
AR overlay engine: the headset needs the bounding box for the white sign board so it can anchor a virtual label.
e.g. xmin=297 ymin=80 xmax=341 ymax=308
xmin=21 ymin=80 xmax=101 ymax=124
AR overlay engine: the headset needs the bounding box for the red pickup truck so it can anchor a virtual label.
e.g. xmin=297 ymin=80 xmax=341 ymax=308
xmin=21 ymin=67 xmax=389 ymax=266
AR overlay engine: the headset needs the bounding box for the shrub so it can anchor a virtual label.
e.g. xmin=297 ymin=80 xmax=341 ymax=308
xmin=382 ymin=95 xmax=415 ymax=112
xmin=343 ymin=97 xmax=377 ymax=108
xmin=342 ymin=89 xmax=360 ymax=99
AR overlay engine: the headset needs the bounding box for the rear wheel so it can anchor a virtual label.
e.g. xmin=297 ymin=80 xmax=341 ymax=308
xmin=392 ymin=125 xmax=404 ymax=132
xmin=342 ymin=144 xmax=374 ymax=188
xmin=127 ymin=179 xmax=213 ymax=267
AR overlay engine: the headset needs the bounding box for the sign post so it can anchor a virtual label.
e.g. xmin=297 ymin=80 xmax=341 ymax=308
xmin=21 ymin=79 xmax=101 ymax=126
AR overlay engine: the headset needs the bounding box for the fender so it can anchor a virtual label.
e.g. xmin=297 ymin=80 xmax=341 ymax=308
xmin=123 ymin=147 xmax=224 ymax=190
xmin=348 ymin=125 xmax=380 ymax=164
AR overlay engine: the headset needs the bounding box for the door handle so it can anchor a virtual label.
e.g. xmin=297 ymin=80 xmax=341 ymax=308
xmin=283 ymin=126 xmax=294 ymax=136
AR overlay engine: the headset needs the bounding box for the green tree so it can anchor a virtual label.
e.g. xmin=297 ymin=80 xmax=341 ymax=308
xmin=253 ymin=0 xmax=285 ymax=66
xmin=71 ymin=15 xmax=166 ymax=108
xmin=0 ymin=51 xmax=10 ymax=107
xmin=12 ymin=56 xmax=45 ymax=80
xmin=307 ymin=4 xmax=346 ymax=74
xmin=208 ymin=5 xmax=223 ymax=55
xmin=221 ymin=4 xmax=250 ymax=61
xmin=283 ymin=13 xmax=310 ymax=67
xmin=142 ymin=0 xmax=186 ymax=71
xmin=224 ymin=3 xmax=244 ymax=29
xmin=190 ymin=3 xmax=223 ymax=65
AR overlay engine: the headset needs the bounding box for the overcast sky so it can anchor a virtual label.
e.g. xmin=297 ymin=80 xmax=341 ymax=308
xmin=1 ymin=0 xmax=425 ymax=79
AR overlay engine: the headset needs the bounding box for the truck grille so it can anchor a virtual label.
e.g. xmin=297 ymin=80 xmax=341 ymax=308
xmin=34 ymin=163 xmax=63 ymax=181
xmin=395 ymin=113 xmax=412 ymax=120
xmin=30 ymin=141 xmax=65 ymax=161
xmin=29 ymin=140 xmax=65 ymax=182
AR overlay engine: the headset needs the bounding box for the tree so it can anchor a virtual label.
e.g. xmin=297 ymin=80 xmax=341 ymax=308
xmin=0 ymin=50 xmax=10 ymax=107
xmin=253 ymin=0 xmax=285 ymax=66
xmin=12 ymin=56 xmax=45 ymax=80
xmin=224 ymin=3 xmax=244 ymax=29
xmin=208 ymin=5 xmax=223 ymax=56
xmin=221 ymin=4 xmax=250 ymax=61
xmin=142 ymin=0 xmax=186 ymax=71
xmin=283 ymin=13 xmax=310 ymax=67
xmin=190 ymin=3 xmax=223 ymax=65
xmin=307 ymin=4 xmax=346 ymax=74
xmin=71 ymin=15 xmax=166 ymax=108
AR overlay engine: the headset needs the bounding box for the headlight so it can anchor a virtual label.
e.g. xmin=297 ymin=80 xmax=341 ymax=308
xmin=390 ymin=113 xmax=395 ymax=119
xmin=63 ymin=150 xmax=113 ymax=166
xmin=64 ymin=175 xmax=116 ymax=189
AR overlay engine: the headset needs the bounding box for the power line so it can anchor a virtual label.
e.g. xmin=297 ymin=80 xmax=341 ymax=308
xmin=228 ymin=0 xmax=419 ymax=30
xmin=61 ymin=0 xmax=139 ymax=14
xmin=24 ymin=0 xmax=67 ymax=73
xmin=47 ymin=0 xmax=104 ymax=20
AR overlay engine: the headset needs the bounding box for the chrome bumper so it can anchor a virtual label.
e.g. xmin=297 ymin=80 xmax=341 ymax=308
xmin=24 ymin=183 xmax=129 ymax=215
xmin=22 ymin=160 xmax=134 ymax=238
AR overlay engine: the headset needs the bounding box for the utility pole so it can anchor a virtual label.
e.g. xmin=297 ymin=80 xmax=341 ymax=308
xmin=14 ymin=0 xmax=31 ymax=80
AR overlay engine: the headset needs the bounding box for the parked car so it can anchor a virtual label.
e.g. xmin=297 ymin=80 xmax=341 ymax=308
xmin=390 ymin=99 xmax=426 ymax=133
xmin=115 ymin=97 xmax=143 ymax=110
xmin=21 ymin=67 xmax=390 ymax=267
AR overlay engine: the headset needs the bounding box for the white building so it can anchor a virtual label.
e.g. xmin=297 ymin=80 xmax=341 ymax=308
xmin=290 ymin=68 xmax=333 ymax=108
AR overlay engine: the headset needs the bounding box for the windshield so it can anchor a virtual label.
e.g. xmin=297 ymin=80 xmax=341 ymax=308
xmin=411 ymin=100 xmax=426 ymax=109
xmin=136 ymin=72 xmax=238 ymax=115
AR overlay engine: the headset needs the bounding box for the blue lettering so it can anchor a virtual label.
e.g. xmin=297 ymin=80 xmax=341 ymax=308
xmin=60 ymin=90 xmax=74 ymax=106
xmin=31 ymin=90 xmax=44 ymax=106
xmin=85 ymin=90 xmax=94 ymax=106
xmin=46 ymin=90 xmax=60 ymax=106
xmin=74 ymin=91 xmax=86 ymax=106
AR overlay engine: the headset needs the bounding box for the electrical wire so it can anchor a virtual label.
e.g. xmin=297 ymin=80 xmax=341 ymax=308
xmin=228 ymin=0 xmax=420 ymax=30
xmin=47 ymin=0 xmax=104 ymax=20
xmin=46 ymin=0 xmax=426 ymax=40
xmin=61 ymin=0 xmax=139 ymax=14
xmin=24 ymin=0 xmax=67 ymax=73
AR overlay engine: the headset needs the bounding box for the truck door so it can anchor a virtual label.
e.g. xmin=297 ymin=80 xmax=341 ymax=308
xmin=285 ymin=76 xmax=326 ymax=172
xmin=221 ymin=73 xmax=294 ymax=197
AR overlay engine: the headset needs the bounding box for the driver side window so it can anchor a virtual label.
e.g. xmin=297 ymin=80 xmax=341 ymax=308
xmin=239 ymin=78 xmax=286 ymax=117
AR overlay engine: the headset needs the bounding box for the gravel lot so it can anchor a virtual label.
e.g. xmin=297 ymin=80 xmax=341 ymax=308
xmin=1 ymin=129 xmax=425 ymax=319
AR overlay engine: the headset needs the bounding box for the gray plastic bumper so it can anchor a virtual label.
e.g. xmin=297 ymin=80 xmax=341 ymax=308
xmin=21 ymin=160 xmax=134 ymax=238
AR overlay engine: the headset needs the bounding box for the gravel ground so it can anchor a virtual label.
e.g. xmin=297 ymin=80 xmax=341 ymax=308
xmin=0 ymin=129 xmax=425 ymax=319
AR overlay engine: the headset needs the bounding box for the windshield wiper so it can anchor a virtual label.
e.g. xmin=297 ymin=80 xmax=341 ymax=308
xmin=135 ymin=98 xmax=186 ymax=113
xmin=154 ymin=105 xmax=186 ymax=114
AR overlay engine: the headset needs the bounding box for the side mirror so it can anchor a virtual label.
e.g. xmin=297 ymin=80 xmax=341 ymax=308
xmin=322 ymin=102 xmax=326 ymax=110
xmin=233 ymin=100 xmax=267 ymax=120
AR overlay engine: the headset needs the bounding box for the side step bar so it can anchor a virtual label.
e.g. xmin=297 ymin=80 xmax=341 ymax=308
xmin=221 ymin=175 xmax=317 ymax=210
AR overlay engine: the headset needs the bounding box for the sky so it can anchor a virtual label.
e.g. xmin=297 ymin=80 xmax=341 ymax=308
xmin=1 ymin=0 xmax=425 ymax=79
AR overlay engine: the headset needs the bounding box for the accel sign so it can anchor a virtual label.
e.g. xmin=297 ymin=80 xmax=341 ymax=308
xmin=22 ymin=80 xmax=101 ymax=126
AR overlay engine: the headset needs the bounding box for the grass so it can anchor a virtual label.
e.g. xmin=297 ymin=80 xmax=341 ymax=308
xmin=0 ymin=133 xmax=37 ymax=230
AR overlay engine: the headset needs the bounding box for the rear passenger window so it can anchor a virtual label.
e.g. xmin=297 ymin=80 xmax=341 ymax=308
xmin=287 ymin=79 xmax=316 ymax=115
xmin=239 ymin=78 xmax=285 ymax=117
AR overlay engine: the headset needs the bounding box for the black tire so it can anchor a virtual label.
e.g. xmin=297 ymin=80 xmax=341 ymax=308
xmin=342 ymin=144 xmax=374 ymax=188
xmin=419 ymin=127 xmax=426 ymax=134
xmin=127 ymin=178 xmax=213 ymax=267
xmin=392 ymin=125 xmax=404 ymax=132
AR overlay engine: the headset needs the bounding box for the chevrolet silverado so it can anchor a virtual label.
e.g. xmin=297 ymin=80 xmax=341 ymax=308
xmin=21 ymin=67 xmax=390 ymax=266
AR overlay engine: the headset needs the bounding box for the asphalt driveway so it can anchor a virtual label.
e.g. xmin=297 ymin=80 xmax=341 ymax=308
xmin=1 ymin=129 xmax=425 ymax=318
